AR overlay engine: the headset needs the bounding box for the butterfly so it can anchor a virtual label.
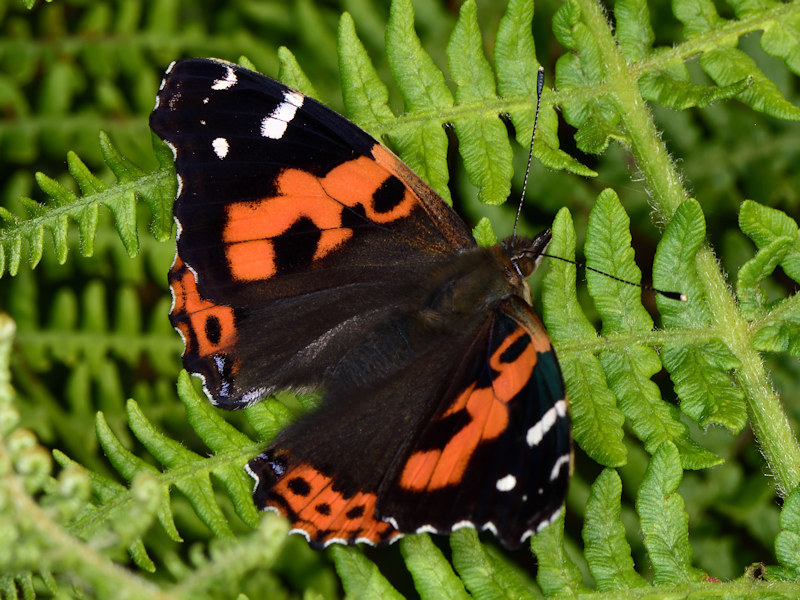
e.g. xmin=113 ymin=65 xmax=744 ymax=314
xmin=150 ymin=58 xmax=571 ymax=549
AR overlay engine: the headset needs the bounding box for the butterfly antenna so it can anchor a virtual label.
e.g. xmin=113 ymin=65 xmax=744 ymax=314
xmin=512 ymin=66 xmax=546 ymax=241
xmin=538 ymin=252 xmax=687 ymax=301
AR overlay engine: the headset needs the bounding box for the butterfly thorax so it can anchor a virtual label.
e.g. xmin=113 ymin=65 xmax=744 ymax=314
xmin=414 ymin=229 xmax=551 ymax=334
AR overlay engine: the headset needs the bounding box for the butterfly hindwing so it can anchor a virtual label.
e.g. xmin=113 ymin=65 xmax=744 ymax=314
xmin=246 ymin=294 xmax=569 ymax=549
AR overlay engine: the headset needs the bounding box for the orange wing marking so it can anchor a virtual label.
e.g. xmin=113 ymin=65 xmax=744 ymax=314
xmin=399 ymin=327 xmax=538 ymax=492
xmin=170 ymin=256 xmax=238 ymax=359
xmin=269 ymin=463 xmax=401 ymax=546
xmin=222 ymin=156 xmax=416 ymax=281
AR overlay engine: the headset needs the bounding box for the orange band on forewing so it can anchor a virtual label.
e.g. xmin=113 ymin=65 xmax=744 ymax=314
xmin=399 ymin=327 xmax=538 ymax=491
xmin=225 ymin=239 xmax=276 ymax=281
xmin=221 ymin=154 xmax=419 ymax=281
xmin=314 ymin=228 xmax=353 ymax=260
xmin=322 ymin=156 xmax=416 ymax=223
xmin=170 ymin=258 xmax=237 ymax=357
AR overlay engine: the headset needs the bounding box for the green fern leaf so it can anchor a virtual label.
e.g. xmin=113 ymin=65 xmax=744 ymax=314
xmin=615 ymin=0 xmax=655 ymax=62
xmin=737 ymin=237 xmax=794 ymax=319
xmin=637 ymin=442 xmax=703 ymax=584
xmin=700 ymin=47 xmax=800 ymax=120
xmin=672 ymin=0 xmax=726 ymax=37
xmin=0 ymin=133 xmax=174 ymax=277
xmin=639 ymin=68 xmax=752 ymax=110
xmin=385 ymin=0 xmax=453 ymax=204
xmin=737 ymin=202 xmax=800 ymax=355
xmin=654 ymin=200 xmax=747 ymax=431
xmin=447 ymin=0 xmax=512 ymax=206
xmin=399 ymin=535 xmax=470 ymax=600
xmin=126 ymin=399 xmax=234 ymax=538
xmin=95 ymin=410 xmax=183 ymax=542
xmin=586 ymin=191 xmax=721 ymax=469
xmin=330 ymin=546 xmax=404 ymax=599
xmin=583 ymin=468 xmax=647 ymax=591
xmin=760 ymin=9 xmax=800 ymax=73
xmin=275 ymin=48 xmax=320 ymax=98
xmin=553 ymin=2 xmax=624 ymax=154
xmin=450 ymin=528 xmax=537 ymax=598
xmin=531 ymin=512 xmax=587 ymax=597
xmin=337 ymin=12 xmax=395 ymax=138
xmin=471 ymin=217 xmax=498 ymax=247
xmin=739 ymin=200 xmax=800 ymax=282
xmin=672 ymin=0 xmax=800 ymax=119
xmin=544 ymin=208 xmax=627 ymax=467
xmin=776 ymin=485 xmax=800 ymax=576
xmin=177 ymin=373 xmax=261 ymax=528
xmin=495 ymin=0 xmax=592 ymax=176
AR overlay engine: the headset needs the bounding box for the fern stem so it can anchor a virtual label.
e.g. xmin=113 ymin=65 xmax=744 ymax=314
xmin=575 ymin=0 xmax=800 ymax=494
xmin=696 ymin=251 xmax=800 ymax=496
xmin=631 ymin=1 xmax=800 ymax=79
xmin=575 ymin=0 xmax=687 ymax=220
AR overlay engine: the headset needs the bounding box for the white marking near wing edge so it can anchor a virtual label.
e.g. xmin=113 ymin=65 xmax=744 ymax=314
xmin=526 ymin=399 xmax=568 ymax=447
xmin=261 ymin=90 xmax=305 ymax=139
xmin=496 ymin=474 xmax=517 ymax=492
xmin=549 ymin=453 xmax=572 ymax=481
xmin=212 ymin=137 xmax=229 ymax=159
xmin=211 ymin=65 xmax=237 ymax=90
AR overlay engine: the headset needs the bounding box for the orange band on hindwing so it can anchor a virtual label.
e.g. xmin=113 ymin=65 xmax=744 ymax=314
xmin=398 ymin=326 xmax=538 ymax=492
xmin=222 ymin=153 xmax=416 ymax=282
xmin=264 ymin=461 xmax=401 ymax=546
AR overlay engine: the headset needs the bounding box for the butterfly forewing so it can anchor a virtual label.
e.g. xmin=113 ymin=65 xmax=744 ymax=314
xmin=152 ymin=58 xmax=476 ymax=406
xmin=378 ymin=296 xmax=570 ymax=547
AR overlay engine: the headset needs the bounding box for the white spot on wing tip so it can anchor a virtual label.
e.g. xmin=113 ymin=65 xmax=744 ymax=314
xmin=526 ymin=399 xmax=568 ymax=447
xmin=451 ymin=520 xmax=474 ymax=532
xmin=243 ymin=462 xmax=260 ymax=493
xmin=496 ymin=474 xmax=517 ymax=492
xmin=212 ymin=137 xmax=229 ymax=159
xmin=482 ymin=522 xmax=498 ymax=536
xmin=165 ymin=140 xmax=178 ymax=160
xmin=211 ymin=65 xmax=237 ymax=90
xmin=260 ymin=90 xmax=305 ymax=139
xmin=284 ymin=89 xmax=304 ymax=108
xmin=261 ymin=116 xmax=288 ymax=140
xmin=289 ymin=528 xmax=312 ymax=544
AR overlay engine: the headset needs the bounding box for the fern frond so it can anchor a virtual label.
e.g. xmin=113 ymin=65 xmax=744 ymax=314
xmin=0 ymin=134 xmax=173 ymax=278
xmin=543 ymin=207 xmax=627 ymax=467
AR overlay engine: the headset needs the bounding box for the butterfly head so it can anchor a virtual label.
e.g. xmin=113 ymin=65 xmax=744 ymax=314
xmin=501 ymin=229 xmax=552 ymax=279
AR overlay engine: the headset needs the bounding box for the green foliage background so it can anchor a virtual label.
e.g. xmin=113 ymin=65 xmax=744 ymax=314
xmin=1 ymin=0 xmax=800 ymax=598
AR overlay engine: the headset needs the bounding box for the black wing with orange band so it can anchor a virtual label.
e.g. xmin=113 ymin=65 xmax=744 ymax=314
xmin=151 ymin=58 xmax=475 ymax=407
xmin=247 ymin=297 xmax=570 ymax=548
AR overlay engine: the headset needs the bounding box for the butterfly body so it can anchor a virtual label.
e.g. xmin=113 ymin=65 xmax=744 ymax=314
xmin=152 ymin=58 xmax=571 ymax=549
